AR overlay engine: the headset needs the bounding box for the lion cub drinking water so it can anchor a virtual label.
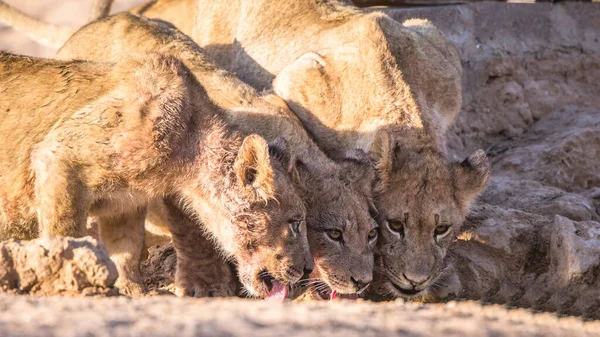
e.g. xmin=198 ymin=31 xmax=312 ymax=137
xmin=0 ymin=52 xmax=313 ymax=297
xmin=56 ymin=13 xmax=380 ymax=300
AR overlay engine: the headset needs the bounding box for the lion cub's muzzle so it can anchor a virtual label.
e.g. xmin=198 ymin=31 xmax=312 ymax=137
xmin=378 ymin=255 xmax=436 ymax=298
xmin=246 ymin=260 xmax=311 ymax=301
xmin=283 ymin=265 xmax=306 ymax=283
xmin=387 ymin=273 xmax=432 ymax=298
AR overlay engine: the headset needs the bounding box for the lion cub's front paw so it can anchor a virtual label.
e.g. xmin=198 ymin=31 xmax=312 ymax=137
xmin=175 ymin=279 xmax=237 ymax=298
xmin=115 ymin=278 xmax=146 ymax=297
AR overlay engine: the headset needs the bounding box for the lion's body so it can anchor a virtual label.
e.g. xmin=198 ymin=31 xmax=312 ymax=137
xmin=0 ymin=55 xmax=109 ymax=240
xmin=137 ymin=0 xmax=461 ymax=146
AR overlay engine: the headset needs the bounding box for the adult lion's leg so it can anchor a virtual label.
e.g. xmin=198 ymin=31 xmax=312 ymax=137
xmin=97 ymin=207 xmax=147 ymax=296
xmin=161 ymin=197 xmax=238 ymax=298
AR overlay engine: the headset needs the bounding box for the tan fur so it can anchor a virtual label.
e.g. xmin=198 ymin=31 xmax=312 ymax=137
xmin=128 ymin=0 xmax=490 ymax=299
xmin=159 ymin=196 xmax=239 ymax=297
xmin=56 ymin=14 xmax=378 ymax=298
xmin=0 ymin=0 xmax=491 ymax=299
xmin=0 ymin=51 xmax=311 ymax=297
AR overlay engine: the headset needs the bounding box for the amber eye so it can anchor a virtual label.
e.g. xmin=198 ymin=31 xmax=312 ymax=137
xmin=367 ymin=228 xmax=378 ymax=241
xmin=387 ymin=220 xmax=404 ymax=235
xmin=327 ymin=230 xmax=343 ymax=241
xmin=434 ymin=224 xmax=451 ymax=237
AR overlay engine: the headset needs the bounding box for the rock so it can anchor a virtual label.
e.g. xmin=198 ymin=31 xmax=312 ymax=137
xmin=0 ymin=236 xmax=118 ymax=296
xmin=551 ymin=215 xmax=600 ymax=286
xmin=444 ymin=206 xmax=600 ymax=318
xmin=481 ymin=176 xmax=598 ymax=222
xmin=494 ymin=127 xmax=600 ymax=193
xmin=141 ymin=243 xmax=177 ymax=295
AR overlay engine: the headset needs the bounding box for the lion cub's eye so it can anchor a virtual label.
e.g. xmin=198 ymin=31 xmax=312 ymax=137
xmin=288 ymin=219 xmax=302 ymax=236
xmin=434 ymin=224 xmax=452 ymax=238
xmin=367 ymin=228 xmax=378 ymax=241
xmin=326 ymin=230 xmax=343 ymax=241
xmin=387 ymin=220 xmax=404 ymax=235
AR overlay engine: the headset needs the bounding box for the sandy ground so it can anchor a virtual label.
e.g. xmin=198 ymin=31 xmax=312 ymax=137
xmin=1 ymin=295 xmax=599 ymax=337
xmin=1 ymin=1 xmax=600 ymax=336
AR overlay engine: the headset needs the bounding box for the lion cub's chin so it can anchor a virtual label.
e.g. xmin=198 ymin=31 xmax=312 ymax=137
xmin=300 ymin=281 xmax=361 ymax=301
xmin=312 ymin=288 xmax=360 ymax=301
xmin=386 ymin=280 xmax=428 ymax=299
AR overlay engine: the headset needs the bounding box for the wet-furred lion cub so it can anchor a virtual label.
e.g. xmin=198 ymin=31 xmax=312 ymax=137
xmin=0 ymin=52 xmax=313 ymax=297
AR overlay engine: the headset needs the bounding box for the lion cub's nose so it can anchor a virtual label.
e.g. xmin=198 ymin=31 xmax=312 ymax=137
xmin=351 ymin=276 xmax=372 ymax=293
xmin=403 ymin=272 xmax=428 ymax=287
xmin=303 ymin=266 xmax=313 ymax=278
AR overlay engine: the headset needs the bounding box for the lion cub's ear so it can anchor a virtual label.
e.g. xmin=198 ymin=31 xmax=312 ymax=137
xmin=272 ymin=52 xmax=332 ymax=120
xmin=267 ymin=136 xmax=292 ymax=168
xmin=453 ymin=149 xmax=491 ymax=208
xmin=370 ymin=130 xmax=395 ymax=193
xmin=235 ymin=134 xmax=276 ymax=203
xmin=342 ymin=148 xmax=375 ymax=182
xmin=268 ymin=136 xmax=307 ymax=190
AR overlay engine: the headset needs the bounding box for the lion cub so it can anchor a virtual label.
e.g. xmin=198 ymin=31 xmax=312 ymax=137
xmin=56 ymin=13 xmax=379 ymax=300
xmin=0 ymin=52 xmax=312 ymax=296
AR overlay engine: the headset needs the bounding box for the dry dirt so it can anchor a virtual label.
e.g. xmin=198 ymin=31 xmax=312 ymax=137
xmin=1 ymin=1 xmax=599 ymax=336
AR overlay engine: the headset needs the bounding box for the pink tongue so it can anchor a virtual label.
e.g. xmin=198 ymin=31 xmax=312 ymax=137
xmin=330 ymin=290 xmax=338 ymax=300
xmin=266 ymin=280 xmax=288 ymax=302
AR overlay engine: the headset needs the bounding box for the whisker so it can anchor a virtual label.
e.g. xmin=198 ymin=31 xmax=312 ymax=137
xmin=295 ymin=278 xmax=323 ymax=286
xmin=311 ymin=283 xmax=332 ymax=293
xmin=239 ymin=287 xmax=252 ymax=298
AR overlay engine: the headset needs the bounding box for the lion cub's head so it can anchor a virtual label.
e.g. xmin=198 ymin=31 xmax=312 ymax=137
xmin=299 ymin=150 xmax=378 ymax=300
xmin=229 ymin=135 xmax=313 ymax=300
xmin=368 ymin=131 xmax=490 ymax=299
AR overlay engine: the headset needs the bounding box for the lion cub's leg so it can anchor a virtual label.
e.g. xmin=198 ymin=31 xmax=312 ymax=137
xmin=160 ymin=197 xmax=237 ymax=298
xmin=142 ymin=198 xmax=173 ymax=261
xmin=32 ymin=146 xmax=88 ymax=238
xmin=96 ymin=207 xmax=147 ymax=296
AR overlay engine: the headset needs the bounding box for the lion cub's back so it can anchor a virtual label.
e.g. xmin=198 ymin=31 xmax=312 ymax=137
xmin=0 ymin=52 xmax=194 ymax=240
xmin=0 ymin=53 xmax=114 ymax=147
